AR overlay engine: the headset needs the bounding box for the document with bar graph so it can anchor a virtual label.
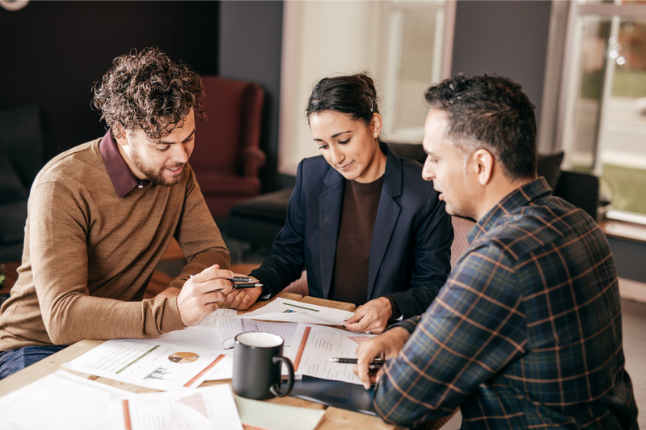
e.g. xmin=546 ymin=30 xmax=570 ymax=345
xmin=63 ymin=338 xmax=225 ymax=391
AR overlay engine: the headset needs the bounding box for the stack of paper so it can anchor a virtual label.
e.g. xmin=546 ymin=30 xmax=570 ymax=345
xmin=0 ymin=370 xmax=245 ymax=430
xmin=117 ymin=384 xmax=242 ymax=430
xmin=0 ymin=370 xmax=127 ymax=430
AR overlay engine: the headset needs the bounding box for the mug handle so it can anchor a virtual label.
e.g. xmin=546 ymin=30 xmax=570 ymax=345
xmin=270 ymin=355 xmax=294 ymax=397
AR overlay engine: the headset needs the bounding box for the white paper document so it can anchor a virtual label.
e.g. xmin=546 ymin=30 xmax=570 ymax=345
xmin=200 ymin=354 xmax=234 ymax=381
xmin=114 ymin=384 xmax=243 ymax=430
xmin=0 ymin=370 xmax=128 ymax=430
xmin=237 ymin=298 xmax=354 ymax=325
xmin=63 ymin=338 xmax=225 ymax=390
xmin=214 ymin=317 xmax=298 ymax=350
xmin=196 ymin=308 xmax=239 ymax=328
xmin=291 ymin=324 xmax=376 ymax=385
xmin=155 ymin=326 xmax=221 ymax=351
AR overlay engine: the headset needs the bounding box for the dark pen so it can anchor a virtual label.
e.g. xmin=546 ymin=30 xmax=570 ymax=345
xmin=232 ymin=283 xmax=264 ymax=289
xmin=188 ymin=274 xmax=262 ymax=286
xmin=329 ymin=357 xmax=384 ymax=367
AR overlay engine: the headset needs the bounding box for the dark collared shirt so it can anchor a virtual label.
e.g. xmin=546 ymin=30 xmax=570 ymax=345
xmin=99 ymin=130 xmax=150 ymax=198
xmin=374 ymin=178 xmax=638 ymax=429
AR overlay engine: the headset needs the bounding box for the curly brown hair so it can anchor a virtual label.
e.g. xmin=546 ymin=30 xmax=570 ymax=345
xmin=92 ymin=47 xmax=203 ymax=140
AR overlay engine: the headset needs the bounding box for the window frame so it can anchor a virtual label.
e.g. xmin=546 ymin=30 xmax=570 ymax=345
xmin=543 ymin=1 xmax=646 ymax=223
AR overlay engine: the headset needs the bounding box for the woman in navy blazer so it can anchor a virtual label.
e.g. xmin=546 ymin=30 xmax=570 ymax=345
xmin=229 ymin=74 xmax=452 ymax=333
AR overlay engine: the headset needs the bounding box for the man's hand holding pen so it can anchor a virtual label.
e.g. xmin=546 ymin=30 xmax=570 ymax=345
xmin=330 ymin=357 xmax=385 ymax=370
xmin=176 ymin=264 xmax=236 ymax=326
xmin=353 ymin=327 xmax=410 ymax=389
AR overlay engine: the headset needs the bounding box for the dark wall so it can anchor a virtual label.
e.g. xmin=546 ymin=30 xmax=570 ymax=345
xmin=219 ymin=1 xmax=292 ymax=192
xmin=0 ymin=1 xmax=219 ymax=157
xmin=451 ymin=0 xmax=552 ymax=127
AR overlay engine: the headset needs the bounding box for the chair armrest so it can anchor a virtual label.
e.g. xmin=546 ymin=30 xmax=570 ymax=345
xmin=241 ymin=147 xmax=266 ymax=177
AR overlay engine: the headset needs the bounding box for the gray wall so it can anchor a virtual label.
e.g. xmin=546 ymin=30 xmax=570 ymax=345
xmin=451 ymin=0 xmax=552 ymax=127
xmin=219 ymin=1 xmax=294 ymax=192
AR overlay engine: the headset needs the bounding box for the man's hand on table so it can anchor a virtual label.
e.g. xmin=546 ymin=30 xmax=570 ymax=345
xmin=177 ymin=264 xmax=235 ymax=326
xmin=343 ymin=297 xmax=392 ymax=334
xmin=354 ymin=326 xmax=410 ymax=389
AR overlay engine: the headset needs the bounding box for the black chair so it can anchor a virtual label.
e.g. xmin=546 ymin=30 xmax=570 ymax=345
xmin=0 ymin=105 xmax=48 ymax=263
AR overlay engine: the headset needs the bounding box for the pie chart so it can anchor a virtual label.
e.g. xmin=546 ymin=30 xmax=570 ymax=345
xmin=168 ymin=351 xmax=199 ymax=363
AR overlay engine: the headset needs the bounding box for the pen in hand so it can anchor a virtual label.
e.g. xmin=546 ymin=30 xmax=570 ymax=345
xmin=188 ymin=274 xmax=263 ymax=289
xmin=329 ymin=357 xmax=385 ymax=367
xmin=231 ymin=283 xmax=264 ymax=289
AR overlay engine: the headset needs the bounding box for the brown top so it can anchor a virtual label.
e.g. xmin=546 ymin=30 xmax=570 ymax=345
xmin=329 ymin=177 xmax=383 ymax=305
xmin=100 ymin=129 xmax=150 ymax=197
xmin=0 ymin=133 xmax=230 ymax=350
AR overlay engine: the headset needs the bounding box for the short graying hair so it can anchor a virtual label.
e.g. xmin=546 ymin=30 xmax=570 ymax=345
xmin=424 ymin=74 xmax=537 ymax=181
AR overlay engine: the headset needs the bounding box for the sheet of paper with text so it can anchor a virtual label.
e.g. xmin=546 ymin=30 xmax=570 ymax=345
xmin=290 ymin=323 xmax=376 ymax=385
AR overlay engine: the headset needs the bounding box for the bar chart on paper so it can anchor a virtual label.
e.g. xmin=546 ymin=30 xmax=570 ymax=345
xmin=63 ymin=339 xmax=224 ymax=390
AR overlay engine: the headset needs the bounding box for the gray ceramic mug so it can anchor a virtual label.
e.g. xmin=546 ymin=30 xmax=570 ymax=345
xmin=232 ymin=332 xmax=295 ymax=400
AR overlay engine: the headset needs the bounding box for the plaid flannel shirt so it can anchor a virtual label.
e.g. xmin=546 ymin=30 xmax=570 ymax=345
xmin=374 ymin=178 xmax=638 ymax=429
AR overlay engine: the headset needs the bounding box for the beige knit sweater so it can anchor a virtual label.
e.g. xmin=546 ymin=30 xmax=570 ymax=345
xmin=0 ymin=138 xmax=230 ymax=350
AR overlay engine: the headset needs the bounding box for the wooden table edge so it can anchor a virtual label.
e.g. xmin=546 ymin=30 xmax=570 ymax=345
xmin=0 ymin=293 xmax=397 ymax=430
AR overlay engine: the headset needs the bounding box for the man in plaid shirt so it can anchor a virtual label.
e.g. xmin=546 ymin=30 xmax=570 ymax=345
xmin=355 ymin=75 xmax=638 ymax=429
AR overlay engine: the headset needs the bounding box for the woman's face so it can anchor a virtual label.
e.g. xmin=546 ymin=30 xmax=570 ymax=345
xmin=309 ymin=110 xmax=385 ymax=183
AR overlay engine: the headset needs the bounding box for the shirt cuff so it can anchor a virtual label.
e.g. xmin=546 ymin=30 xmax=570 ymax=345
xmin=384 ymin=295 xmax=402 ymax=320
xmin=259 ymin=282 xmax=272 ymax=300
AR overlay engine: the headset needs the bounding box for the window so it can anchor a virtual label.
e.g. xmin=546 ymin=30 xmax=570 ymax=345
xmin=278 ymin=1 xmax=454 ymax=175
xmin=380 ymin=1 xmax=453 ymax=143
xmin=558 ymin=1 xmax=646 ymax=219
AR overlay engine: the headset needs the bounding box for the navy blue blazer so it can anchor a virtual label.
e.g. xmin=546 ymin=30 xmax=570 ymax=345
xmin=250 ymin=144 xmax=453 ymax=318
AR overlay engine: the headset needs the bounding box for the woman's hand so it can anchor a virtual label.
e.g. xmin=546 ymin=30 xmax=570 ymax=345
xmin=223 ymin=286 xmax=264 ymax=310
xmin=343 ymin=297 xmax=392 ymax=334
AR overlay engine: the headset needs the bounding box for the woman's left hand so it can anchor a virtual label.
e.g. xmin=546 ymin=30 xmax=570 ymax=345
xmin=343 ymin=297 xmax=392 ymax=334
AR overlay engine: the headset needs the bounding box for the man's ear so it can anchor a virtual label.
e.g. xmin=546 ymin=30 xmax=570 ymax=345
xmin=472 ymin=148 xmax=495 ymax=186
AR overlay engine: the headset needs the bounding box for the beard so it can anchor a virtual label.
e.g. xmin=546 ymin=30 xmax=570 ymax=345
xmin=130 ymin=150 xmax=185 ymax=186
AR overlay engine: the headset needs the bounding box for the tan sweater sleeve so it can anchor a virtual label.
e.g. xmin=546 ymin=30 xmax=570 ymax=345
xmin=167 ymin=166 xmax=231 ymax=291
xmin=29 ymin=180 xmax=185 ymax=345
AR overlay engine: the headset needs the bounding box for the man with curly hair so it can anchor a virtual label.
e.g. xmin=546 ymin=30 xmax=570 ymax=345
xmin=0 ymin=48 xmax=235 ymax=379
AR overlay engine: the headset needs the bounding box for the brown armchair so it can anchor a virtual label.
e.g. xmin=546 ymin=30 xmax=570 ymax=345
xmin=190 ymin=76 xmax=266 ymax=220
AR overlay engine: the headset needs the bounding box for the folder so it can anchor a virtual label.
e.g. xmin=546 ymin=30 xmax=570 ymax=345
xmin=290 ymin=375 xmax=376 ymax=416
